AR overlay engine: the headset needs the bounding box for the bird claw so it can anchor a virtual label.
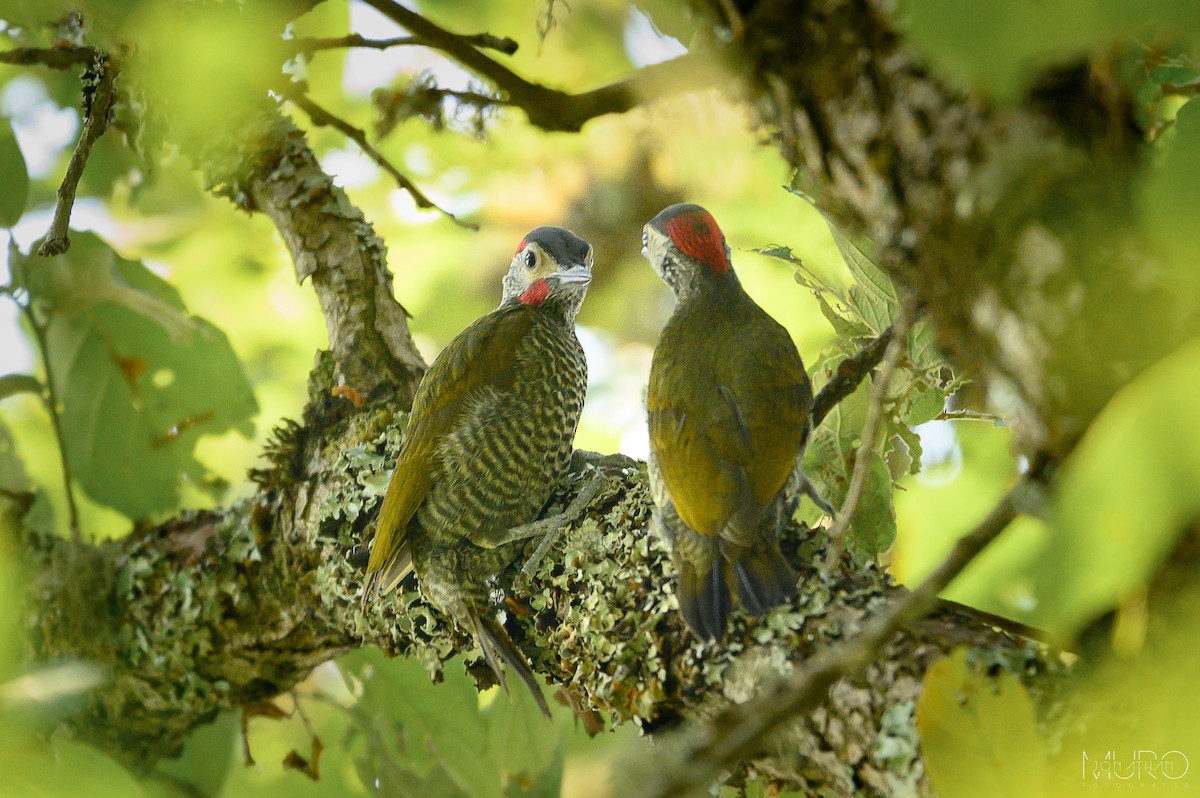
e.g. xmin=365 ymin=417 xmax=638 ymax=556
xmin=801 ymin=477 xmax=836 ymax=518
xmin=569 ymin=449 xmax=639 ymax=475
xmin=508 ymin=465 xmax=620 ymax=589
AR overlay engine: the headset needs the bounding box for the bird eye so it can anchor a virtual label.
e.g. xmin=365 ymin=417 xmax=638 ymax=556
xmin=524 ymin=250 xmax=537 ymax=269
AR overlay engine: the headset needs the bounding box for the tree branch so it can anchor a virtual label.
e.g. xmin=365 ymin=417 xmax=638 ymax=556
xmin=288 ymin=32 xmax=518 ymax=56
xmin=698 ymin=0 xmax=1184 ymax=460
xmin=810 ymin=324 xmax=896 ymax=435
xmin=0 ymin=46 xmax=96 ymax=69
xmin=201 ymin=105 xmax=427 ymax=402
xmin=37 ymin=53 xmax=116 ymax=257
xmin=823 ymin=308 xmax=911 ymax=567
xmin=359 ymin=0 xmax=723 ymax=132
xmin=631 ymin=470 xmax=1044 ymax=797
xmin=287 ymin=91 xmax=476 ymax=229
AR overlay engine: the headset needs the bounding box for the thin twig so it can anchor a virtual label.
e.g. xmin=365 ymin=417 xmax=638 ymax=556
xmin=823 ymin=309 xmax=911 ymax=568
xmin=18 ymin=302 xmax=81 ymax=541
xmin=286 ymin=92 xmax=475 ymax=230
xmin=634 ymin=474 xmax=1039 ymax=798
xmin=936 ymin=409 xmax=1001 ymax=423
xmin=38 ymin=54 xmax=116 ymax=257
xmin=289 ymin=32 xmax=517 ymax=56
xmin=0 ymin=46 xmax=97 ymax=69
xmin=810 ymin=324 xmax=895 ymax=430
xmin=360 ymin=0 xmax=718 ymax=132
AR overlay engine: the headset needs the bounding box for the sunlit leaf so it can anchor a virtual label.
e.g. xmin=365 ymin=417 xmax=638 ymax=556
xmin=14 ymin=233 xmax=257 ymax=519
xmin=917 ymin=648 xmax=1048 ymax=798
xmin=0 ymin=117 xmax=28 ymax=228
xmin=129 ymin=2 xmax=292 ymax=155
xmin=828 ymin=224 xmax=897 ymax=335
xmin=1032 ymin=337 xmax=1200 ymax=638
xmin=1145 ymin=97 xmax=1200 ymax=297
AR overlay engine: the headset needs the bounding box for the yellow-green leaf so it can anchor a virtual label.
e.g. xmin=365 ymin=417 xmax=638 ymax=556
xmin=917 ymin=648 xmax=1047 ymax=798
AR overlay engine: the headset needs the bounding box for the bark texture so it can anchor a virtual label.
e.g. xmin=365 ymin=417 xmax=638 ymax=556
xmin=26 ymin=0 xmax=1188 ymax=793
xmin=699 ymin=0 xmax=1181 ymax=458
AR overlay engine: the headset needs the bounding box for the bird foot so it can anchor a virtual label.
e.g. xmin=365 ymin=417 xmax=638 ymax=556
xmin=800 ymin=476 xmax=836 ymax=517
xmin=510 ymin=477 xmax=607 ymax=586
xmin=505 ymin=452 xmax=637 ymax=587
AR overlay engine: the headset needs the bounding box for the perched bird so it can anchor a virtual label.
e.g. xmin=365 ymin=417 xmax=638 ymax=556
xmin=366 ymin=227 xmax=593 ymax=716
xmin=643 ymin=203 xmax=826 ymax=641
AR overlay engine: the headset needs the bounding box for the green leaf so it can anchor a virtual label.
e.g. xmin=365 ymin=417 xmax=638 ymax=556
xmin=917 ymin=649 xmax=1047 ymax=798
xmin=902 ymin=0 xmax=1200 ymax=101
xmin=0 ymin=420 xmax=28 ymax=497
xmin=1145 ymin=97 xmax=1200 ymax=294
xmin=154 ymin=710 xmax=237 ymax=798
xmin=806 ymin=354 xmax=899 ymax=555
xmin=905 ymin=384 xmax=947 ymax=428
xmin=0 ymin=374 xmax=42 ymax=402
xmin=342 ymin=649 xmax=504 ymax=798
xmin=1031 ymin=337 xmax=1200 ymax=638
xmin=848 ymin=451 xmax=897 ymax=558
xmin=828 ymin=224 xmax=897 ymax=334
xmin=0 ymin=118 xmax=28 ymax=228
xmin=0 ymin=736 xmax=147 ymax=798
xmin=16 ymin=233 xmax=257 ymax=519
xmin=485 ymin=674 xmax=559 ymax=792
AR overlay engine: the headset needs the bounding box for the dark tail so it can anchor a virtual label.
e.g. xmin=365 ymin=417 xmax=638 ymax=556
xmin=676 ymin=544 xmax=729 ymax=638
xmin=361 ymin=545 xmax=413 ymax=608
xmin=469 ymin=607 xmax=551 ymax=718
xmin=730 ymin=542 xmax=798 ymax=617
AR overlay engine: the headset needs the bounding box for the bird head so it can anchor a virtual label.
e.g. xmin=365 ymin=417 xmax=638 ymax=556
xmin=642 ymin=203 xmax=735 ymax=298
xmin=502 ymin=226 xmax=594 ymax=314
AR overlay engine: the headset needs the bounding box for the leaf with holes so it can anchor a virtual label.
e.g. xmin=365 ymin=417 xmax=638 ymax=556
xmin=804 ymin=376 xmax=897 ymax=557
xmin=17 ymin=234 xmax=256 ymax=519
xmin=917 ymin=649 xmax=1047 ymax=798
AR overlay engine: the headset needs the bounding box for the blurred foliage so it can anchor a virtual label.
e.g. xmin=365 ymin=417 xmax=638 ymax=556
xmin=9 ymin=233 xmax=257 ymax=519
xmin=900 ymin=0 xmax=1200 ymax=101
xmin=916 ymin=648 xmax=1047 ymax=798
xmin=1032 ymin=338 xmax=1200 ymax=640
xmin=0 ymin=0 xmax=1197 ymax=796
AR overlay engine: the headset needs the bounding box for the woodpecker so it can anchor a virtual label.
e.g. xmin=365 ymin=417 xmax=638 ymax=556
xmin=643 ymin=203 xmax=823 ymax=641
xmin=366 ymin=227 xmax=593 ymax=716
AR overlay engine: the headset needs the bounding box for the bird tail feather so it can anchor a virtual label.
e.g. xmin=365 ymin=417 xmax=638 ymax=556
xmin=469 ymin=607 xmax=552 ymax=719
xmin=731 ymin=543 xmax=797 ymax=616
xmin=362 ymin=546 xmax=413 ymax=607
xmin=673 ymin=545 xmax=732 ymax=642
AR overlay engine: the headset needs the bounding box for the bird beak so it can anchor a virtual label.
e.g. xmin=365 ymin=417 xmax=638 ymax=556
xmin=549 ymin=263 xmax=592 ymax=286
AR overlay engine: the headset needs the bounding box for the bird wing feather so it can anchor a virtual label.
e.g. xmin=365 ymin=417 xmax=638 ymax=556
xmin=366 ymin=304 xmax=536 ymax=585
xmin=648 ymin=303 xmax=809 ymax=540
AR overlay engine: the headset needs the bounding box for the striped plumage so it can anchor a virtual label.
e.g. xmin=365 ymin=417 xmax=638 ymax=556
xmin=366 ymin=227 xmax=592 ymax=716
xmin=643 ymin=204 xmax=817 ymax=641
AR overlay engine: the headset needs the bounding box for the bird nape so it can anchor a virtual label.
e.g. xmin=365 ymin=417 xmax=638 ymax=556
xmin=365 ymin=226 xmax=594 ymax=717
xmin=643 ymin=203 xmax=829 ymax=641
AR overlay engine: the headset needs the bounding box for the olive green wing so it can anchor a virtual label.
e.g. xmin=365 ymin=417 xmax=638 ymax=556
xmin=648 ymin=307 xmax=810 ymax=539
xmin=366 ymin=305 xmax=536 ymax=593
xmin=648 ymin=325 xmax=749 ymax=537
xmin=733 ymin=314 xmax=811 ymax=511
